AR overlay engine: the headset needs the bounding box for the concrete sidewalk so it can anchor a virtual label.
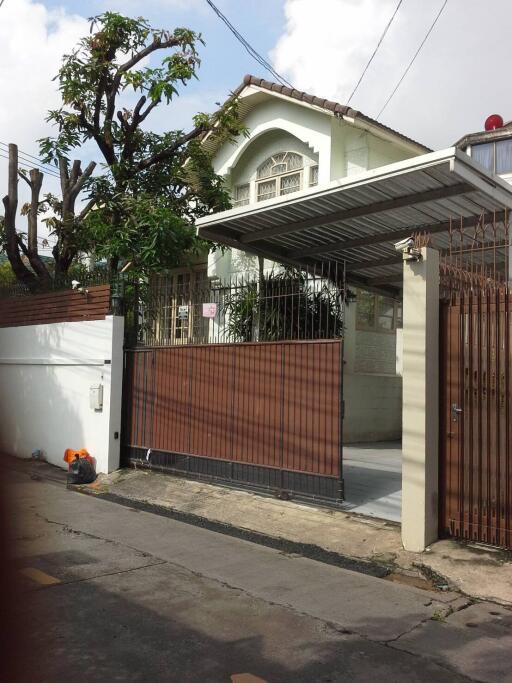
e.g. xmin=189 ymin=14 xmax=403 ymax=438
xmin=72 ymin=464 xmax=512 ymax=606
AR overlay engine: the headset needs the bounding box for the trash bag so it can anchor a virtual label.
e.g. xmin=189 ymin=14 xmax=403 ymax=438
xmin=67 ymin=456 xmax=96 ymax=485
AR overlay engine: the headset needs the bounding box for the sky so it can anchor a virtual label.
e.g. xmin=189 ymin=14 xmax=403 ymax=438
xmin=2 ymin=0 xmax=512 ymax=250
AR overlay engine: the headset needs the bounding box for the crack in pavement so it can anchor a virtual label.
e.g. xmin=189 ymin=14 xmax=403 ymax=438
xmin=34 ymin=512 xmax=167 ymax=563
xmin=21 ymin=560 xmax=169 ymax=591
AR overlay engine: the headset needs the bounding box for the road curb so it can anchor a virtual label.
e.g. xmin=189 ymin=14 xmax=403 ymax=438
xmin=75 ymin=485 xmax=394 ymax=579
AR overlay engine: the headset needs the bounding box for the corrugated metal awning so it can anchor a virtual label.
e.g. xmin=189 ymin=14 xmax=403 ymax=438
xmin=197 ymin=148 xmax=512 ymax=293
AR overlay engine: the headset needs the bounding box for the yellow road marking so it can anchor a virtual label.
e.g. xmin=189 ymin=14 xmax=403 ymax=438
xmin=20 ymin=567 xmax=60 ymax=585
xmin=231 ymin=675 xmax=268 ymax=683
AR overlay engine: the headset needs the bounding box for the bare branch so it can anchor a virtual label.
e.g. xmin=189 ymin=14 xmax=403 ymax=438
xmin=26 ymin=168 xmax=52 ymax=285
xmin=2 ymin=144 xmax=37 ymax=287
xmin=70 ymin=160 xmax=81 ymax=186
xmin=28 ymin=169 xmax=43 ymax=254
xmin=70 ymin=161 xmax=96 ymax=203
xmin=106 ymin=36 xmax=179 ymax=139
xmin=137 ymin=124 xmax=207 ymax=171
xmin=116 ymin=37 xmax=179 ymax=79
xmin=116 ymin=110 xmax=129 ymax=133
xmin=18 ymin=170 xmax=31 ymax=188
xmin=92 ymin=44 xmax=117 ymax=132
xmin=59 ymin=157 xmax=70 ymax=198
xmin=136 ymin=97 xmax=160 ymax=126
xmin=132 ymin=95 xmax=147 ymax=124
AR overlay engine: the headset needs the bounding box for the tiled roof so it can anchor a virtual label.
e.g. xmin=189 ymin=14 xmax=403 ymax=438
xmin=235 ymin=75 xmax=431 ymax=153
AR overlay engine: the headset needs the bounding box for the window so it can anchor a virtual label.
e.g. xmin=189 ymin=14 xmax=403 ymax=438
xmin=356 ymin=290 xmax=400 ymax=333
xmin=377 ymin=297 xmax=395 ymax=331
xmin=256 ymin=152 xmax=303 ymax=202
xmin=280 ymin=172 xmax=301 ymax=195
xmin=257 ymin=179 xmax=277 ymax=202
xmin=472 ymin=143 xmax=495 ymax=172
xmin=496 ymin=139 xmax=512 ymax=173
xmin=233 ymin=184 xmax=250 ymax=207
xmin=309 ymin=165 xmax=319 ymax=186
xmin=471 ymin=138 xmax=512 ymax=175
xmin=155 ymin=269 xmax=209 ymax=345
xmin=356 ymin=290 xmax=375 ymax=329
xmin=257 ymin=152 xmax=303 ymax=179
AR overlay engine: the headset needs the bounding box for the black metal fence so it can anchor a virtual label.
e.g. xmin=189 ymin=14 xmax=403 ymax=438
xmin=0 ymin=266 xmax=112 ymax=299
xmin=127 ymin=262 xmax=346 ymax=347
xmin=0 ymin=260 xmax=346 ymax=348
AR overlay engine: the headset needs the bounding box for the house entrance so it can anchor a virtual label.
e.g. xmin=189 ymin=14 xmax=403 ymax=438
xmin=121 ymin=264 xmax=346 ymax=502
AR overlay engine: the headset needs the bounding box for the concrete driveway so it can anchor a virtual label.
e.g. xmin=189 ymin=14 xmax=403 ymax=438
xmin=342 ymin=441 xmax=402 ymax=522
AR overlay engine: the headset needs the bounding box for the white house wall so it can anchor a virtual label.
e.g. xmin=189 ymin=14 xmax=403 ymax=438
xmin=368 ymin=135 xmax=412 ymax=170
xmin=228 ymin=129 xmax=319 ymax=196
xmin=207 ymin=92 xmax=409 ymax=443
xmin=214 ymin=98 xmax=332 ymax=183
xmin=0 ymin=316 xmax=124 ymax=473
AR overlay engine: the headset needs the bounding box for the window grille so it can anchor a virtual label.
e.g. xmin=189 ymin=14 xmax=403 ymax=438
xmin=257 ymin=179 xmax=277 ymax=202
xmin=256 ymin=152 xmax=304 ymax=202
xmin=280 ymin=172 xmax=301 ymax=195
xmin=256 ymin=152 xmax=303 ymax=179
xmin=233 ymin=183 xmax=250 ymax=207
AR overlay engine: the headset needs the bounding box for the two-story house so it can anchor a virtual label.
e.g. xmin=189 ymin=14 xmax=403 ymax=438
xmin=195 ymin=75 xmax=431 ymax=442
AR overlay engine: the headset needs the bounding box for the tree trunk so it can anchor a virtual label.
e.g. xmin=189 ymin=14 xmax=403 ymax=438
xmin=26 ymin=169 xmax=52 ymax=287
xmin=2 ymin=144 xmax=37 ymax=288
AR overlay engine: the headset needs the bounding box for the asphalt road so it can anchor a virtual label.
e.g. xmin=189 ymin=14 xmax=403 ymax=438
xmin=5 ymin=463 xmax=512 ymax=682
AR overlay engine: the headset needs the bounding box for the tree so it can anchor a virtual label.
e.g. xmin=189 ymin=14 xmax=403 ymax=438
xmin=39 ymin=12 xmax=244 ymax=275
xmin=1 ymin=143 xmax=95 ymax=288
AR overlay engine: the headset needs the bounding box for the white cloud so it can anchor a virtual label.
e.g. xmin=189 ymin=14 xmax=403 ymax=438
xmin=272 ymin=0 xmax=512 ymax=149
xmin=0 ymin=0 xmax=88 ymax=249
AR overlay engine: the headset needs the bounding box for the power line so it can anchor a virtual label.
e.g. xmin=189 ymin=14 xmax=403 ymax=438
xmin=204 ymin=0 xmax=293 ymax=88
xmin=377 ymin=0 xmax=449 ymax=119
xmin=0 ymin=142 xmax=61 ymax=178
xmin=0 ymin=142 xmax=54 ymax=168
xmin=347 ymin=0 xmax=404 ymax=105
xmin=0 ymin=145 xmax=60 ymax=178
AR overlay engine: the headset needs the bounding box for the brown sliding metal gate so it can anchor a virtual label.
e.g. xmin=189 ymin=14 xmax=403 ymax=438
xmin=440 ymin=290 xmax=512 ymax=549
xmin=123 ymin=340 xmax=344 ymax=501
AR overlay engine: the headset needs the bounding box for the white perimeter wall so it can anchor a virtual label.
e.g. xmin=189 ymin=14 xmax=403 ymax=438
xmin=0 ymin=316 xmax=124 ymax=473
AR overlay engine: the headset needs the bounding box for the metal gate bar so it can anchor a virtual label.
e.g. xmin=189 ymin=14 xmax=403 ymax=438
xmin=440 ymin=290 xmax=512 ymax=548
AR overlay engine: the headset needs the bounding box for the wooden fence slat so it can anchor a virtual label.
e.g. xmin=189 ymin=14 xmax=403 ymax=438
xmin=0 ymin=285 xmax=111 ymax=327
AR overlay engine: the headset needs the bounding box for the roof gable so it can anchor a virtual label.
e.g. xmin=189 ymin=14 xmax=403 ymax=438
xmin=232 ymin=75 xmax=431 ymax=154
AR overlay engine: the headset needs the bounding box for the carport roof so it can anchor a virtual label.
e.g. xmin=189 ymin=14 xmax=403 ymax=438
xmin=197 ymin=148 xmax=512 ymax=295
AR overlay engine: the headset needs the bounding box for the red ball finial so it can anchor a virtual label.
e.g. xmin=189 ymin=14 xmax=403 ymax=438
xmin=485 ymin=114 xmax=504 ymax=131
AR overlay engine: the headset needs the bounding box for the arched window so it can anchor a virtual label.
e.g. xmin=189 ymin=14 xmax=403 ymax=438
xmin=256 ymin=152 xmax=303 ymax=201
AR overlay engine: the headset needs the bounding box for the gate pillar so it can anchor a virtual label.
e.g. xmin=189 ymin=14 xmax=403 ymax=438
xmin=401 ymin=246 xmax=439 ymax=552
